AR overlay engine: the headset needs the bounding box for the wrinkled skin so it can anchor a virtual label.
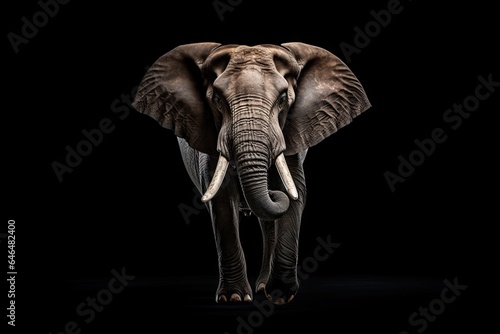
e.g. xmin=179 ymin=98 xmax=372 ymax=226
xmin=132 ymin=42 xmax=370 ymax=304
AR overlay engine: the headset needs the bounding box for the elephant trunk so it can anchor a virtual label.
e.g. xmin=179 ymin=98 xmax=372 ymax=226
xmin=232 ymin=103 xmax=290 ymax=221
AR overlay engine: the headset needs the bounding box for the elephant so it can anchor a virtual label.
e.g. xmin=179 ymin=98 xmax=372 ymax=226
xmin=132 ymin=42 xmax=371 ymax=304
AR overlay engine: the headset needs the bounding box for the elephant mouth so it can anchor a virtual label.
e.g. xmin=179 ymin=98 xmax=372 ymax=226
xmin=201 ymin=153 xmax=298 ymax=203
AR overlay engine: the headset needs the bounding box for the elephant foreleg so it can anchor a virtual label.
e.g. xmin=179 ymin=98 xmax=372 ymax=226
xmin=264 ymin=151 xmax=307 ymax=304
xmin=202 ymin=156 xmax=252 ymax=303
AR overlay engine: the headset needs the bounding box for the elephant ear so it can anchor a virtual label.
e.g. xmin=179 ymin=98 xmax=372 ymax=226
xmin=132 ymin=42 xmax=221 ymax=156
xmin=281 ymin=42 xmax=371 ymax=155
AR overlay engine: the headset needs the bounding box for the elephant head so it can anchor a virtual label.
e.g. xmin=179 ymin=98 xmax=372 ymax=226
xmin=132 ymin=42 xmax=370 ymax=220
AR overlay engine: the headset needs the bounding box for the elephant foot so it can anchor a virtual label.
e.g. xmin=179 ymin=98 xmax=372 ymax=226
xmin=264 ymin=273 xmax=299 ymax=305
xmin=216 ymin=278 xmax=253 ymax=303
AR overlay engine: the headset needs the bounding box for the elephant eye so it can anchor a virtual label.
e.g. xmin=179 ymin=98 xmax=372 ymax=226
xmin=212 ymin=94 xmax=223 ymax=111
xmin=278 ymin=93 xmax=288 ymax=110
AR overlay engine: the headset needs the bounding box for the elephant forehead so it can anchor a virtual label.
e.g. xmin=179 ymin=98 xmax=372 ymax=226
xmin=215 ymin=66 xmax=288 ymax=96
xmin=229 ymin=46 xmax=275 ymax=67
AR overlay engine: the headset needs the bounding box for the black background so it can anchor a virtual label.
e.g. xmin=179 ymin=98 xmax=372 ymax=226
xmin=4 ymin=0 xmax=498 ymax=333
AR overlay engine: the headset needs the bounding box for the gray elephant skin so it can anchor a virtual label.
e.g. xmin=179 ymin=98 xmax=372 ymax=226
xmin=132 ymin=42 xmax=371 ymax=304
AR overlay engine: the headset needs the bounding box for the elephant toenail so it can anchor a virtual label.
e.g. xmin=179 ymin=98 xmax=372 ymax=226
xmin=230 ymin=293 xmax=242 ymax=302
xmin=275 ymin=297 xmax=285 ymax=305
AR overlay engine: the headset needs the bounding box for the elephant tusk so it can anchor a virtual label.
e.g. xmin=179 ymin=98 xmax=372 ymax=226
xmin=275 ymin=153 xmax=299 ymax=200
xmin=202 ymin=154 xmax=229 ymax=203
